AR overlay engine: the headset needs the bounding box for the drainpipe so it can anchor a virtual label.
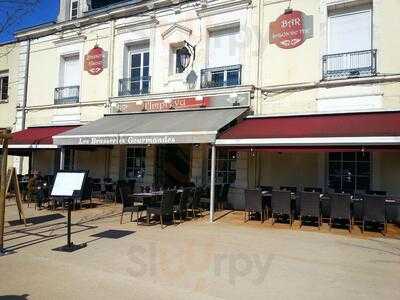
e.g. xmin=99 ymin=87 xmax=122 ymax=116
xmin=19 ymin=39 xmax=31 ymax=174
xmin=107 ymin=19 xmax=116 ymax=113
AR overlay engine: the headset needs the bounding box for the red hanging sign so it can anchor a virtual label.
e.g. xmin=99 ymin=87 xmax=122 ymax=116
xmin=84 ymin=46 xmax=106 ymax=75
xmin=269 ymin=10 xmax=313 ymax=49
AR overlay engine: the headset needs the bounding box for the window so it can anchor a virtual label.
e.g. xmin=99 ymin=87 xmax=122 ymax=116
xmin=126 ymin=147 xmax=146 ymax=181
xmin=128 ymin=45 xmax=150 ymax=95
xmin=324 ymin=4 xmax=375 ymax=79
xmin=175 ymin=48 xmax=186 ymax=74
xmin=208 ymin=149 xmax=237 ymax=184
xmin=0 ymin=73 xmax=8 ymax=102
xmin=202 ymin=25 xmax=241 ymax=88
xmin=328 ymin=4 xmax=372 ymax=54
xmin=60 ymin=54 xmax=80 ymax=87
xmin=70 ymin=1 xmax=79 ymax=20
xmin=208 ymin=25 xmax=240 ymax=68
xmin=328 ymin=152 xmax=371 ymax=193
xmin=56 ymin=54 xmax=80 ymax=103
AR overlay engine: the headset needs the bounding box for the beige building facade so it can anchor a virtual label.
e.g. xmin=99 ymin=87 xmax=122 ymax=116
xmin=6 ymin=0 xmax=400 ymax=208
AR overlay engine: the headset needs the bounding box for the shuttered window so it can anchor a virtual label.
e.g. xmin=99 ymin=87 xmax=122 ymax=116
xmin=328 ymin=5 xmax=372 ymax=54
xmin=208 ymin=25 xmax=240 ymax=68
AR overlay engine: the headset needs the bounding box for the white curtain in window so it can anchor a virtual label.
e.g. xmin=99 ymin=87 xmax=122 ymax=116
xmin=62 ymin=55 xmax=80 ymax=87
xmin=328 ymin=6 xmax=372 ymax=54
xmin=208 ymin=26 xmax=240 ymax=68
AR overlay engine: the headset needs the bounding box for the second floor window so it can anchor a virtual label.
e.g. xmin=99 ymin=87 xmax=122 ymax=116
xmin=0 ymin=74 xmax=8 ymax=102
xmin=324 ymin=4 xmax=375 ymax=79
xmin=70 ymin=1 xmax=79 ymax=20
xmin=129 ymin=47 xmax=150 ymax=95
xmin=203 ymin=25 xmax=241 ymax=88
xmin=55 ymin=54 xmax=80 ymax=104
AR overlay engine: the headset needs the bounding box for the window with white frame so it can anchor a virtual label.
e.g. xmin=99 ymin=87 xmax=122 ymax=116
xmin=328 ymin=152 xmax=371 ymax=193
xmin=56 ymin=54 xmax=80 ymax=102
xmin=126 ymin=43 xmax=150 ymax=95
xmin=208 ymin=149 xmax=237 ymax=184
xmin=328 ymin=4 xmax=372 ymax=54
xmin=70 ymin=0 xmax=79 ymax=20
xmin=0 ymin=72 xmax=8 ymax=102
xmin=126 ymin=147 xmax=146 ymax=181
xmin=324 ymin=4 xmax=374 ymax=79
xmin=203 ymin=25 xmax=241 ymax=88
xmin=169 ymin=44 xmax=185 ymax=75
xmin=208 ymin=25 xmax=240 ymax=68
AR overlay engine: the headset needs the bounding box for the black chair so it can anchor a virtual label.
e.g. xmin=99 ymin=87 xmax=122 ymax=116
xmin=300 ymin=192 xmax=321 ymax=229
xmin=147 ymin=190 xmax=177 ymax=228
xmin=187 ymin=187 xmax=202 ymax=218
xmin=271 ymin=190 xmax=293 ymax=227
xmin=304 ymin=187 xmax=323 ymax=193
xmin=91 ymin=178 xmax=102 ymax=200
xmin=244 ymin=189 xmax=266 ymax=223
xmin=329 ymin=193 xmax=352 ymax=232
xmin=218 ymin=184 xmax=230 ymax=210
xmin=119 ymin=185 xmax=146 ymax=225
xmin=280 ymin=186 xmax=297 ymax=193
xmin=362 ymin=195 xmax=387 ymax=234
xmin=175 ymin=188 xmax=192 ymax=223
xmin=366 ymin=190 xmax=387 ymax=196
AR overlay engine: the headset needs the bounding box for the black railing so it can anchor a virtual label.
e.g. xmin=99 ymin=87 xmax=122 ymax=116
xmin=54 ymin=86 xmax=80 ymax=105
xmin=322 ymin=49 xmax=377 ymax=80
xmin=118 ymin=77 xmax=151 ymax=96
xmin=200 ymin=65 xmax=242 ymax=89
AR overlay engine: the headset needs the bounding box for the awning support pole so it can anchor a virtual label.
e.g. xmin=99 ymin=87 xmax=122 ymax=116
xmin=59 ymin=147 xmax=65 ymax=171
xmin=209 ymin=143 xmax=216 ymax=223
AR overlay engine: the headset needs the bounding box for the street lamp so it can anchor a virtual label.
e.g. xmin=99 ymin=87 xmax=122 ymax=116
xmin=177 ymin=41 xmax=196 ymax=71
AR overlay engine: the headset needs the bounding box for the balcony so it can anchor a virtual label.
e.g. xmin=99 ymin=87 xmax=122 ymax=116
xmin=200 ymin=65 xmax=242 ymax=89
xmin=54 ymin=86 xmax=80 ymax=105
xmin=322 ymin=49 xmax=377 ymax=80
xmin=118 ymin=77 xmax=151 ymax=97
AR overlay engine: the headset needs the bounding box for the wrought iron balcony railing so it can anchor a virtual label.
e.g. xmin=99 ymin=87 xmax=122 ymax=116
xmin=54 ymin=86 xmax=80 ymax=105
xmin=200 ymin=65 xmax=242 ymax=89
xmin=118 ymin=77 xmax=151 ymax=97
xmin=322 ymin=49 xmax=377 ymax=80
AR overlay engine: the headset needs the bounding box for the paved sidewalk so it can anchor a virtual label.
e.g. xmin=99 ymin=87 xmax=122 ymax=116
xmin=1 ymin=203 xmax=399 ymax=300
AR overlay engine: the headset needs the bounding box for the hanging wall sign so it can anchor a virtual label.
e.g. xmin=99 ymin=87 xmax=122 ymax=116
xmin=84 ymin=46 xmax=107 ymax=75
xmin=269 ymin=10 xmax=313 ymax=49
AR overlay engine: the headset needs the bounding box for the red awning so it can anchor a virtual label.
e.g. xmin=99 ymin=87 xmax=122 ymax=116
xmin=216 ymin=111 xmax=400 ymax=150
xmin=8 ymin=126 xmax=79 ymax=149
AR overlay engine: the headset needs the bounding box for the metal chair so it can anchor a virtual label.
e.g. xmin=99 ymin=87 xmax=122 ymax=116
xmin=147 ymin=190 xmax=177 ymax=228
xmin=362 ymin=194 xmax=387 ymax=234
xmin=271 ymin=190 xmax=293 ymax=227
xmin=304 ymin=187 xmax=323 ymax=193
xmin=299 ymin=192 xmax=321 ymax=229
xmin=244 ymin=189 xmax=266 ymax=223
xmin=119 ymin=185 xmax=146 ymax=225
xmin=329 ymin=193 xmax=352 ymax=232
xmin=218 ymin=184 xmax=230 ymax=210
xmin=280 ymin=186 xmax=297 ymax=193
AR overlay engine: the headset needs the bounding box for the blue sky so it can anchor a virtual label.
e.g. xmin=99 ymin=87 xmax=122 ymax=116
xmin=0 ymin=1 xmax=59 ymax=44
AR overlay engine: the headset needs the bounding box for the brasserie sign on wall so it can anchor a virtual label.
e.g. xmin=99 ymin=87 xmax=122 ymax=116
xmin=84 ymin=46 xmax=108 ymax=75
xmin=119 ymin=97 xmax=210 ymax=113
xmin=269 ymin=9 xmax=313 ymax=49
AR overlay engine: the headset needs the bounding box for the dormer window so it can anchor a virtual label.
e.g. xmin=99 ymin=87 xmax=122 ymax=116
xmin=70 ymin=0 xmax=79 ymax=20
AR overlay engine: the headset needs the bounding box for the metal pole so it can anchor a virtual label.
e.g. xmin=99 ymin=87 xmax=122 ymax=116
xmin=59 ymin=147 xmax=65 ymax=170
xmin=0 ymin=130 xmax=10 ymax=252
xmin=209 ymin=144 xmax=216 ymax=223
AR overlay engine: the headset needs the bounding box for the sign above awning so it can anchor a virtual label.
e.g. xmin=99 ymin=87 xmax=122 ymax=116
xmin=53 ymin=107 xmax=248 ymax=146
xmin=217 ymin=111 xmax=400 ymax=148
